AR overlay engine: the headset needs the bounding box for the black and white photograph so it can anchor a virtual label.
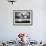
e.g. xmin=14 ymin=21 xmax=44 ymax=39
xmin=13 ymin=10 xmax=32 ymax=25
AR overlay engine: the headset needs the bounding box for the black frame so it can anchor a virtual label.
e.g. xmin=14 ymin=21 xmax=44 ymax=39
xmin=13 ymin=10 xmax=33 ymax=26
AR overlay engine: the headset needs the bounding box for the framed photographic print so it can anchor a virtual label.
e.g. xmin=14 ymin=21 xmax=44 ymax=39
xmin=13 ymin=10 xmax=33 ymax=25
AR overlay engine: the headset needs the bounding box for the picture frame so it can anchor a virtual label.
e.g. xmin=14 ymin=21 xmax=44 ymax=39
xmin=13 ymin=10 xmax=33 ymax=26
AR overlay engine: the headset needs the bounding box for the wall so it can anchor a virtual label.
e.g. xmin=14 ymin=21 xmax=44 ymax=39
xmin=0 ymin=0 xmax=46 ymax=42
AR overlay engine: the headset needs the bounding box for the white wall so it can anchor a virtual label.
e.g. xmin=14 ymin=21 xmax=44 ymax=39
xmin=0 ymin=0 xmax=46 ymax=42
